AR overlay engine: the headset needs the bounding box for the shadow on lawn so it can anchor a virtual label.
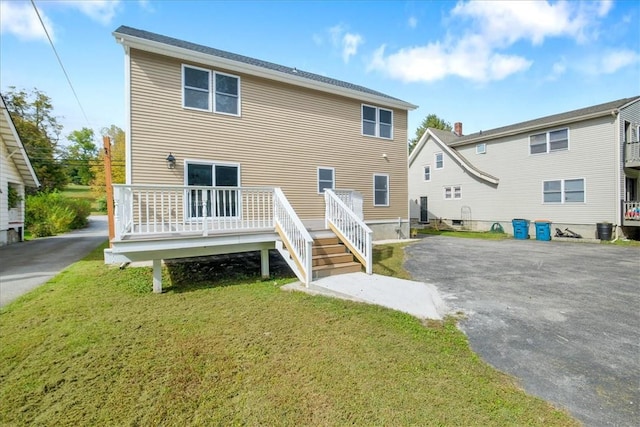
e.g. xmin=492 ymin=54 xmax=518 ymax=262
xmin=164 ymin=250 xmax=295 ymax=293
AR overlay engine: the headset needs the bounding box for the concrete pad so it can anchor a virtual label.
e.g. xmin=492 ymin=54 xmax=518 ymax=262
xmin=282 ymin=272 xmax=448 ymax=320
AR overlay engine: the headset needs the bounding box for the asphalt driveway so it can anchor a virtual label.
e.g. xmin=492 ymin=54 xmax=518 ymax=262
xmin=0 ymin=215 xmax=108 ymax=307
xmin=405 ymin=236 xmax=639 ymax=427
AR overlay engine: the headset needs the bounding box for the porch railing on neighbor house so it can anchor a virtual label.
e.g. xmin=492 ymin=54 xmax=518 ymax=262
xmin=625 ymin=140 xmax=640 ymax=167
xmin=112 ymin=184 xmax=275 ymax=240
xmin=623 ymin=200 xmax=640 ymax=221
xmin=324 ymin=189 xmax=373 ymax=274
xmin=273 ymin=188 xmax=314 ymax=286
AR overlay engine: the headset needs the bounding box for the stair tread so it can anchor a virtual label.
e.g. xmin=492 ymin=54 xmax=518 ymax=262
xmin=313 ymin=261 xmax=361 ymax=271
xmin=312 ymin=252 xmax=351 ymax=259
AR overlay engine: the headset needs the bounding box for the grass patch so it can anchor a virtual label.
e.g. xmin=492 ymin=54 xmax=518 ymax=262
xmin=601 ymin=238 xmax=640 ymax=246
xmin=417 ymin=228 xmax=510 ymax=240
xmin=373 ymin=242 xmax=413 ymax=279
xmin=61 ymin=184 xmax=101 ymax=214
xmin=0 ymin=244 xmax=577 ymax=425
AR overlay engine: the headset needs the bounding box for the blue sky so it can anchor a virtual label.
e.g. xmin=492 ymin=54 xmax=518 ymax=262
xmin=1 ymin=0 xmax=638 ymax=146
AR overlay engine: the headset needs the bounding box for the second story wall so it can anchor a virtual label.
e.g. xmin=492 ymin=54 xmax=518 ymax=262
xmin=129 ymin=49 xmax=408 ymax=220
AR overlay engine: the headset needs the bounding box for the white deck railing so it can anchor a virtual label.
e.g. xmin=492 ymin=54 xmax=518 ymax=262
xmin=324 ymin=189 xmax=372 ymax=274
xmin=273 ymin=188 xmax=313 ymax=286
xmin=333 ymin=189 xmax=364 ymax=220
xmin=625 ymin=140 xmax=640 ymax=166
xmin=113 ymin=184 xmax=275 ymax=240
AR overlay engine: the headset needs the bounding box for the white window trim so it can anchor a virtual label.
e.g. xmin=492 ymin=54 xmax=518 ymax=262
xmin=476 ymin=143 xmax=486 ymax=154
xmin=213 ymin=70 xmax=242 ymax=117
xmin=317 ymin=166 xmax=335 ymax=194
xmin=443 ymin=185 xmax=462 ymax=200
xmin=361 ymin=104 xmax=393 ymax=140
xmin=434 ymin=152 xmax=444 ymax=169
xmin=529 ymin=128 xmax=570 ymax=155
xmin=542 ymin=178 xmax=586 ymax=204
xmin=182 ymin=64 xmax=241 ymax=116
xmin=182 ymin=64 xmax=212 ymax=112
xmin=423 ymin=165 xmax=431 ymax=182
xmin=373 ymin=173 xmax=390 ymax=207
xmin=183 ymin=160 xmax=242 ymax=221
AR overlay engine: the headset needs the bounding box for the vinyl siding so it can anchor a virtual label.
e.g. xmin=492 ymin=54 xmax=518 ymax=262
xmin=1 ymin=138 xmax=25 ymax=231
xmin=410 ymin=115 xmax=619 ymax=225
xmin=619 ymin=99 xmax=640 ymax=203
xmin=129 ymin=49 xmax=408 ymax=220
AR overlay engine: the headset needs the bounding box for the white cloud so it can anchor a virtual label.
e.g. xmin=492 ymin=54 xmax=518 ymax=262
xmin=598 ymin=49 xmax=640 ymax=74
xmin=312 ymin=33 xmax=323 ymax=46
xmin=0 ymin=1 xmax=54 ymax=42
xmin=342 ymin=32 xmax=363 ymax=63
xmin=326 ymin=24 xmax=364 ymax=63
xmin=59 ymin=0 xmax=121 ymax=26
xmin=368 ymin=0 xmax=613 ymax=83
xmin=546 ymin=60 xmax=567 ymax=81
xmin=408 ymin=16 xmax=418 ymax=29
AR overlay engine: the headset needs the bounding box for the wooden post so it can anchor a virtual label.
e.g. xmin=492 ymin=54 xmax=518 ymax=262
xmin=153 ymin=259 xmax=162 ymax=293
xmin=260 ymin=248 xmax=270 ymax=279
xmin=103 ymin=136 xmax=115 ymax=246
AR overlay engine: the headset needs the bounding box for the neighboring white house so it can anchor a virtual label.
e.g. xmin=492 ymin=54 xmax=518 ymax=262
xmin=0 ymin=95 xmax=40 ymax=246
xmin=409 ymin=96 xmax=640 ymax=239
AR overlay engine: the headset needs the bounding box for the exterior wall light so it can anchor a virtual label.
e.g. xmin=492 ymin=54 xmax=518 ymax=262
xmin=166 ymin=153 xmax=176 ymax=169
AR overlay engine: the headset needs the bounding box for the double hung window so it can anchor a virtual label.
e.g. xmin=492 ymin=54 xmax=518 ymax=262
xmin=362 ymin=105 xmax=393 ymax=139
xmin=318 ymin=167 xmax=335 ymax=193
xmin=373 ymin=174 xmax=389 ymax=206
xmin=530 ymin=129 xmax=569 ymax=154
xmin=183 ymin=65 xmax=240 ymax=116
xmin=543 ymin=179 xmax=585 ymax=203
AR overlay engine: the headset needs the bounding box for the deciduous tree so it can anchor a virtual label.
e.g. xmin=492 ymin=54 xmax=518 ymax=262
xmin=409 ymin=114 xmax=452 ymax=153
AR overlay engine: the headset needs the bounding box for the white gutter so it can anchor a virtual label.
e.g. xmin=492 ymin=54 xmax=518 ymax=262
xmin=114 ymin=32 xmax=418 ymax=112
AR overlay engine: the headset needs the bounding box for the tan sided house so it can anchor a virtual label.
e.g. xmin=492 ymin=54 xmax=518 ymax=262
xmin=106 ymin=26 xmax=417 ymax=290
xmin=1 ymin=95 xmax=40 ymax=246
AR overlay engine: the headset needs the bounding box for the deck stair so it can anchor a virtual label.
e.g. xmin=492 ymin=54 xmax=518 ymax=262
xmin=310 ymin=231 xmax=362 ymax=279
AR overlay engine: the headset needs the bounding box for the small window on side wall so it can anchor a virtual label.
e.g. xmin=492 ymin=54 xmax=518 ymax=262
xmin=476 ymin=143 xmax=486 ymax=154
xmin=435 ymin=152 xmax=443 ymax=169
xmin=318 ymin=167 xmax=335 ymax=193
xmin=362 ymin=104 xmax=393 ymax=139
xmin=373 ymin=174 xmax=389 ymax=206
xmin=424 ymin=166 xmax=431 ymax=181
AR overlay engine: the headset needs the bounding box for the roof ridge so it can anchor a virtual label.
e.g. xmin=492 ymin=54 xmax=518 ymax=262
xmin=114 ymin=25 xmax=412 ymax=106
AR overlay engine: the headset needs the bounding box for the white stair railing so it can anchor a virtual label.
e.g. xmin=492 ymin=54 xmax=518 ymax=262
xmin=273 ymin=188 xmax=313 ymax=286
xmin=324 ymin=189 xmax=373 ymax=274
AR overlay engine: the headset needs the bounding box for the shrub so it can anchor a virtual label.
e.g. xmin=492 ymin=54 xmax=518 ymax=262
xmin=25 ymin=192 xmax=91 ymax=237
xmin=96 ymin=196 xmax=108 ymax=213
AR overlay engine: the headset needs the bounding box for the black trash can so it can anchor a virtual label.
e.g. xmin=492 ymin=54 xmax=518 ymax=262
xmin=596 ymin=222 xmax=613 ymax=241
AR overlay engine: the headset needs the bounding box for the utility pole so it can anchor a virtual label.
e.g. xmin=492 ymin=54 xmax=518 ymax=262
xmin=103 ymin=136 xmax=115 ymax=245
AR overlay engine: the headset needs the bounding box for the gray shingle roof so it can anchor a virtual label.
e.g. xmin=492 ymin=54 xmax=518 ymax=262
xmin=114 ymin=25 xmax=411 ymax=106
xmin=449 ymin=96 xmax=640 ymax=146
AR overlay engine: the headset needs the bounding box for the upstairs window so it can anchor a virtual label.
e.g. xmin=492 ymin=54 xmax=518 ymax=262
xmin=183 ymin=66 xmax=210 ymax=111
xmin=183 ymin=65 xmax=240 ymax=116
xmin=362 ymin=105 xmax=393 ymax=139
xmin=435 ymin=152 xmax=444 ymax=169
xmin=318 ymin=167 xmax=335 ymax=193
xmin=530 ymin=128 xmax=569 ymax=154
xmin=476 ymin=143 xmax=486 ymax=154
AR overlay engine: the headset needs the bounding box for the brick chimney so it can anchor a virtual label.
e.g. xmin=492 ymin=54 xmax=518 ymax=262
xmin=454 ymin=122 xmax=463 ymax=136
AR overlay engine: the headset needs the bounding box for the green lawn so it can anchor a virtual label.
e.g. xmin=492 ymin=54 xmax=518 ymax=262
xmin=61 ymin=184 xmax=102 ymax=214
xmin=0 ymin=244 xmax=577 ymax=425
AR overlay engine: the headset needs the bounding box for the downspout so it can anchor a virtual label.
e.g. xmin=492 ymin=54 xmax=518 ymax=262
xmin=123 ymin=42 xmax=132 ymax=185
xmin=613 ymin=109 xmax=621 ymax=240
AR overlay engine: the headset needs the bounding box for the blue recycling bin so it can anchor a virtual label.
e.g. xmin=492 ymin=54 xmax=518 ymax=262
xmin=535 ymin=220 xmax=551 ymax=241
xmin=512 ymin=219 xmax=530 ymax=239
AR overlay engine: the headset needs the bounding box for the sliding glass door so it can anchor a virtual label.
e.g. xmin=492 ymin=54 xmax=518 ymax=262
xmin=186 ymin=162 xmax=239 ymax=219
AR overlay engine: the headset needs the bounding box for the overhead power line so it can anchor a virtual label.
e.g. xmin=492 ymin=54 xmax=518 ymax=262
xmin=30 ymin=0 xmax=92 ymax=128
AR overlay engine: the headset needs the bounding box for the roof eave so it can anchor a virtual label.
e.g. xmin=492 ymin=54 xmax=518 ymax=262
xmin=114 ymin=32 xmax=418 ymax=111
xmin=1 ymin=98 xmax=40 ymax=188
xmin=450 ymin=109 xmax=620 ymax=147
